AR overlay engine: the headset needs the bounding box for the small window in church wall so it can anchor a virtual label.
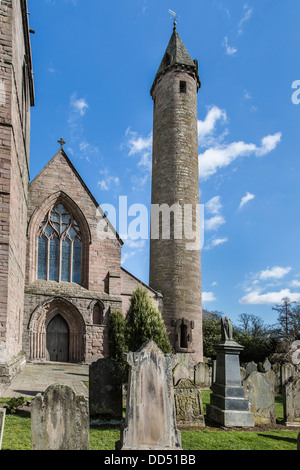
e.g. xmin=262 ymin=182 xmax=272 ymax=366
xmin=37 ymin=203 xmax=82 ymax=284
xmin=93 ymin=303 xmax=104 ymax=325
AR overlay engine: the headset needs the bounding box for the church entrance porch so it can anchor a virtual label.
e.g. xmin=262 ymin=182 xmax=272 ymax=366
xmin=28 ymin=298 xmax=85 ymax=363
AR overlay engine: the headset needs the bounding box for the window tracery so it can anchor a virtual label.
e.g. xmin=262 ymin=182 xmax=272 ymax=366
xmin=37 ymin=203 xmax=82 ymax=284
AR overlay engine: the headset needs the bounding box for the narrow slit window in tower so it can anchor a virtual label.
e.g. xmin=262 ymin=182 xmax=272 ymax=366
xmin=180 ymin=323 xmax=188 ymax=349
xmin=180 ymin=81 xmax=187 ymax=94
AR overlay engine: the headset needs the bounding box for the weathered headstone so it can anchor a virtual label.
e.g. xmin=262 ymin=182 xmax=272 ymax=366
xmin=246 ymin=361 xmax=257 ymax=376
xmin=206 ymin=317 xmax=254 ymax=428
xmin=174 ymin=379 xmax=205 ymax=428
xmin=89 ymin=358 xmax=123 ymax=421
xmin=240 ymin=367 xmax=247 ymax=382
xmin=283 ymin=377 xmax=300 ymax=426
xmin=0 ymin=408 xmax=5 ymax=450
xmin=173 ymin=362 xmax=190 ymax=386
xmin=243 ymin=371 xmax=276 ymax=425
xmin=194 ymin=362 xmax=211 ymax=388
xmin=116 ymin=340 xmax=182 ymax=450
xmin=31 ymin=384 xmax=89 ymax=450
xmin=263 ymin=358 xmax=272 ymax=372
xmin=281 ymin=364 xmax=296 ymax=389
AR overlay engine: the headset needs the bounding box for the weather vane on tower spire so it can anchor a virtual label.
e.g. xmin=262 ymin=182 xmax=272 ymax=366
xmin=169 ymin=9 xmax=180 ymax=29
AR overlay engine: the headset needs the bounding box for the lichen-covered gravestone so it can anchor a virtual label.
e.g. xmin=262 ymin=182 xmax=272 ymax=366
xmin=283 ymin=377 xmax=300 ymax=426
xmin=116 ymin=340 xmax=182 ymax=450
xmin=174 ymin=378 xmax=205 ymax=428
xmin=31 ymin=384 xmax=89 ymax=450
xmin=89 ymin=358 xmax=123 ymax=421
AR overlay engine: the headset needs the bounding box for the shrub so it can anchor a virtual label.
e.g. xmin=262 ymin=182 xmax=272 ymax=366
xmin=125 ymin=286 xmax=172 ymax=354
xmin=107 ymin=310 xmax=126 ymax=364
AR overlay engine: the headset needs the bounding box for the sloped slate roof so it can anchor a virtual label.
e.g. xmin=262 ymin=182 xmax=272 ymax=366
xmin=151 ymin=27 xmax=200 ymax=94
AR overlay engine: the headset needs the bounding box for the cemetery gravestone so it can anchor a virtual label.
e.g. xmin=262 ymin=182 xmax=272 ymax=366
xmin=173 ymin=362 xmax=190 ymax=385
xmin=116 ymin=340 xmax=182 ymax=450
xmin=243 ymin=371 xmax=276 ymax=425
xmin=194 ymin=362 xmax=211 ymax=388
xmin=174 ymin=378 xmax=205 ymax=428
xmin=246 ymin=361 xmax=258 ymax=376
xmin=89 ymin=358 xmax=123 ymax=421
xmin=263 ymin=358 xmax=272 ymax=372
xmin=31 ymin=384 xmax=89 ymax=450
xmin=283 ymin=377 xmax=300 ymax=426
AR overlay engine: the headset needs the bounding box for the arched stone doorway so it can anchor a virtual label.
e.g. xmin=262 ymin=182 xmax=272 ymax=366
xmin=46 ymin=315 xmax=69 ymax=362
xmin=28 ymin=298 xmax=86 ymax=363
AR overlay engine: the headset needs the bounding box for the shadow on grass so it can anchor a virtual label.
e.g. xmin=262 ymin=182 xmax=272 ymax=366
xmin=259 ymin=434 xmax=297 ymax=444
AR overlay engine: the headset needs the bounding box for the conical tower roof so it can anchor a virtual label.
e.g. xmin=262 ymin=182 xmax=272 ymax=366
xmin=151 ymin=25 xmax=201 ymax=95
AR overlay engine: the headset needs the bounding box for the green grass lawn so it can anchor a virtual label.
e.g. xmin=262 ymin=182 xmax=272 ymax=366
xmin=1 ymin=392 xmax=299 ymax=451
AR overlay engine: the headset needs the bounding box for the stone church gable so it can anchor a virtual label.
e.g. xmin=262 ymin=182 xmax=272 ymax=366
xmin=26 ymin=148 xmax=123 ymax=292
xmin=22 ymin=147 xmax=127 ymax=363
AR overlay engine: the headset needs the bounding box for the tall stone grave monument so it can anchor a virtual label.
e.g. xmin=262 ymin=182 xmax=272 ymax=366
xmin=206 ymin=317 xmax=254 ymax=427
xmin=31 ymin=384 xmax=89 ymax=450
xmin=116 ymin=340 xmax=181 ymax=450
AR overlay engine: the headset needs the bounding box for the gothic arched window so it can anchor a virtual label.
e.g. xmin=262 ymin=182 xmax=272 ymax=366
xmin=37 ymin=203 xmax=82 ymax=284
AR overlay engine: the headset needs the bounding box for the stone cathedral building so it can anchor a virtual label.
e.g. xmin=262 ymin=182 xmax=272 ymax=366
xmin=0 ymin=0 xmax=203 ymax=384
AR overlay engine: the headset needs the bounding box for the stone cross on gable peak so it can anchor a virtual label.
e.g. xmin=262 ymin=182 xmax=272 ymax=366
xmin=58 ymin=138 xmax=66 ymax=150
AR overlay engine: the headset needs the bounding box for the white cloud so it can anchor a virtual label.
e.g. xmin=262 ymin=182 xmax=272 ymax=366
xmin=239 ymin=288 xmax=300 ymax=305
xmin=204 ymin=196 xmax=226 ymax=233
xmin=205 ymin=215 xmax=226 ymax=232
xmin=290 ymin=279 xmax=300 ymax=288
xmin=202 ymin=292 xmax=217 ymax=302
xmin=98 ymin=170 xmax=120 ymax=191
xmin=125 ymin=239 xmax=146 ymax=249
xmin=198 ymin=106 xmax=227 ymax=145
xmin=205 ymin=196 xmax=222 ymax=215
xmin=204 ymin=237 xmax=228 ymax=250
xmin=70 ymin=93 xmax=89 ymax=116
xmin=239 ymin=192 xmax=255 ymax=209
xmin=259 ymin=266 xmax=291 ymax=281
xmin=199 ymin=131 xmax=282 ymax=181
xmin=256 ymin=133 xmax=282 ymax=156
xmin=223 ymin=36 xmax=238 ymax=56
xmin=126 ymin=128 xmax=152 ymax=157
xmin=123 ymin=128 xmax=153 ymax=185
xmin=238 ymin=4 xmax=253 ymax=35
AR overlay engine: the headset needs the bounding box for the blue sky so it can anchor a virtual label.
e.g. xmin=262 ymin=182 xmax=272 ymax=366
xmin=28 ymin=0 xmax=300 ymax=326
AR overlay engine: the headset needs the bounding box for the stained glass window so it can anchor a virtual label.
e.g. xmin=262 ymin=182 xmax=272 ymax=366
xmin=37 ymin=203 xmax=82 ymax=284
xmin=72 ymin=239 xmax=82 ymax=284
xmin=38 ymin=235 xmax=47 ymax=280
xmin=49 ymin=236 xmax=59 ymax=281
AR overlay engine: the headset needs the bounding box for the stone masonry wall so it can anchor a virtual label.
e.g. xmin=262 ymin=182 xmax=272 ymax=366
xmin=149 ymin=67 xmax=203 ymax=365
xmin=24 ymin=150 xmax=123 ymax=363
xmin=0 ymin=0 xmax=33 ymax=381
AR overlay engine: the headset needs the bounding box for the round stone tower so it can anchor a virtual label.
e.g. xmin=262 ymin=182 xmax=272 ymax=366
xmin=149 ymin=24 xmax=203 ymax=365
